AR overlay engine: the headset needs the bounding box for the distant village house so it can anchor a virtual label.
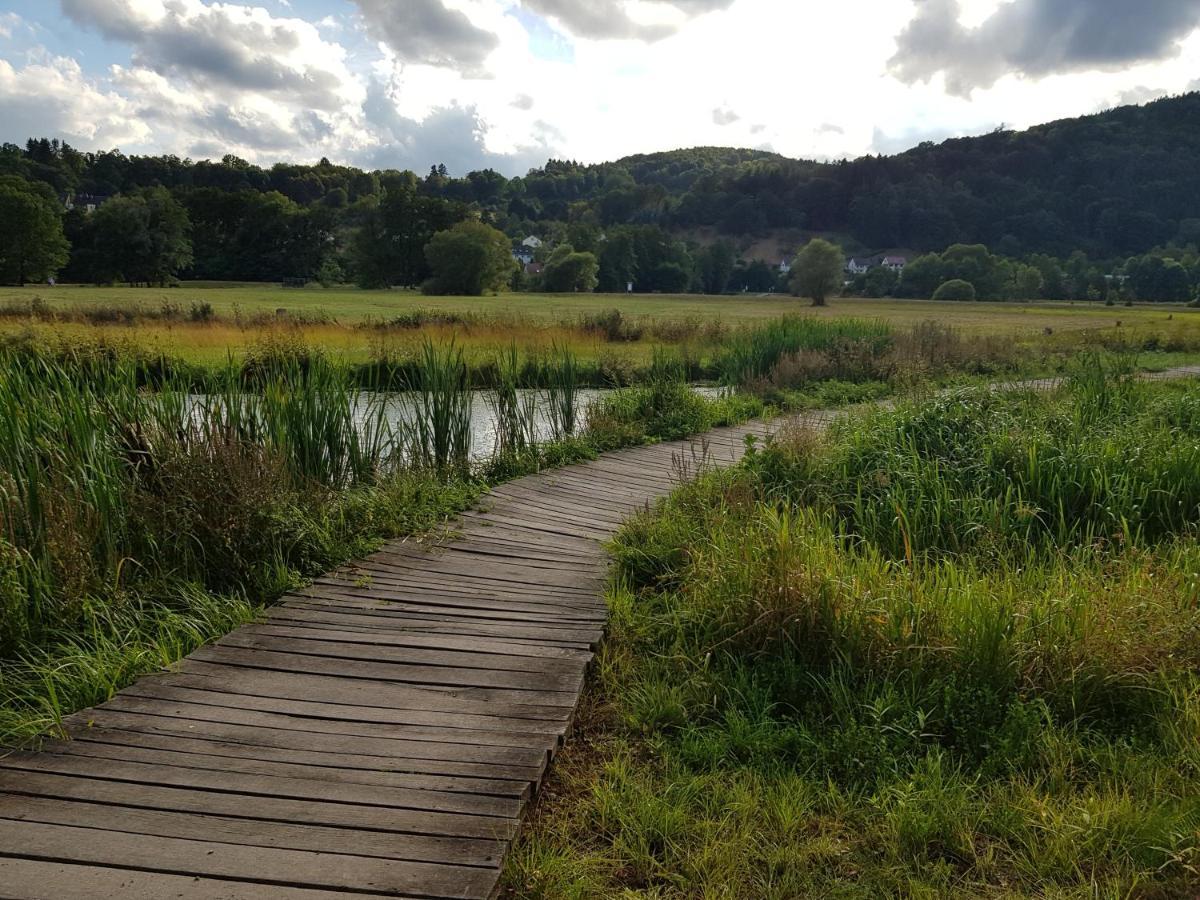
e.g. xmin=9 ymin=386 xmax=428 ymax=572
xmin=60 ymin=192 xmax=110 ymax=214
xmin=846 ymin=254 xmax=907 ymax=275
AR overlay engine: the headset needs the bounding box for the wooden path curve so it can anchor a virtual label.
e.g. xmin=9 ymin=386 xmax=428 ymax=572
xmin=0 ymin=417 xmax=787 ymax=900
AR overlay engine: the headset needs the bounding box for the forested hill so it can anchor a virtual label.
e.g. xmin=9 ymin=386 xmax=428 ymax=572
xmin=5 ymin=92 xmax=1200 ymax=283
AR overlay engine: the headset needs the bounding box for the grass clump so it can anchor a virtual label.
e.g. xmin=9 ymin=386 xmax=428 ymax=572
xmin=506 ymin=367 xmax=1200 ymax=898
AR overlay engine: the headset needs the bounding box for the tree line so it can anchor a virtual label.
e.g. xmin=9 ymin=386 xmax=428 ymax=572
xmin=6 ymin=88 xmax=1200 ymax=298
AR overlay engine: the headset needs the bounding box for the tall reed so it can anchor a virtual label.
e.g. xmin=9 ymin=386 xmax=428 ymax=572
xmin=488 ymin=342 xmax=538 ymax=458
xmin=0 ymin=348 xmax=413 ymax=654
xmin=717 ymin=316 xmax=892 ymax=385
xmin=409 ymin=338 xmax=472 ymax=473
xmin=544 ymin=343 xmax=581 ymax=441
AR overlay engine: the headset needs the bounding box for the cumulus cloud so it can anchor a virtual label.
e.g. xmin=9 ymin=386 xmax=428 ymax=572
xmin=0 ymin=56 xmax=147 ymax=146
xmin=712 ymin=106 xmax=739 ymax=126
xmin=61 ymin=0 xmax=360 ymax=110
xmin=360 ymin=79 xmax=558 ymax=175
xmin=520 ymin=0 xmax=732 ymax=42
xmin=870 ymin=124 xmax=963 ymax=156
xmin=511 ymin=93 xmax=535 ymax=110
xmin=351 ymin=0 xmax=498 ymax=72
xmin=890 ymin=0 xmax=1200 ymax=96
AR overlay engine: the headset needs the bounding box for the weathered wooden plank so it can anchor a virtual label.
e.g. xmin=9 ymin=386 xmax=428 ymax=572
xmin=266 ymin=605 xmax=600 ymax=648
xmin=50 ymin=736 xmax=534 ymax=802
xmin=63 ymin=708 xmax=551 ymax=780
xmin=0 ymin=752 xmax=524 ymax=819
xmin=215 ymin=631 xmax=588 ymax=678
xmin=96 ymin=692 xmax=561 ymax=753
xmin=187 ymin=645 xmax=584 ymax=698
xmin=0 ymin=793 xmax=505 ymax=867
xmin=0 ymin=857 xmax=381 ymax=900
xmin=69 ymin=728 xmax=533 ymax=798
xmin=0 ymin=820 xmax=500 ymax=898
xmin=0 ymin=769 xmax=519 ymax=841
xmin=169 ymin=660 xmax=578 ymax=719
xmin=237 ymin=622 xmax=594 ymax=661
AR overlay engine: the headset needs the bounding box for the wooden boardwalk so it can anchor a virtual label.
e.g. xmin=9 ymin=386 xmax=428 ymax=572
xmin=0 ymin=418 xmax=782 ymax=899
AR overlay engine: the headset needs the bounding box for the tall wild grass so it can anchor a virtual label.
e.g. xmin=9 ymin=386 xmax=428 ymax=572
xmin=0 ymin=348 xmax=478 ymax=740
xmin=717 ymin=316 xmax=891 ymax=385
xmin=508 ymin=366 xmax=1200 ymax=898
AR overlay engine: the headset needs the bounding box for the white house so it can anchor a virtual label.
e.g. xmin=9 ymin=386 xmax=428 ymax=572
xmin=521 ymin=235 xmax=543 ymax=249
xmin=778 ymin=258 xmax=792 ymax=275
xmin=62 ymin=192 xmax=110 ymax=214
xmin=846 ymin=257 xmax=873 ymax=275
xmin=883 ymin=256 xmax=907 ymax=272
xmin=512 ymin=245 xmax=535 ymax=264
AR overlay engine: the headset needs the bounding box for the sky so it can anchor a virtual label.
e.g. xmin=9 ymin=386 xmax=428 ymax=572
xmin=3 ymin=0 xmax=1200 ymax=175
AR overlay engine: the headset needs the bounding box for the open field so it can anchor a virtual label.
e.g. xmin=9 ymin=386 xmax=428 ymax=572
xmin=2 ymin=283 xmax=1198 ymax=329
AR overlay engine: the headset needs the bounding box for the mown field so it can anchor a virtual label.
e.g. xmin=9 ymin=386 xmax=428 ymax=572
xmin=2 ymin=283 xmax=1194 ymax=328
xmin=507 ymin=363 xmax=1200 ymax=898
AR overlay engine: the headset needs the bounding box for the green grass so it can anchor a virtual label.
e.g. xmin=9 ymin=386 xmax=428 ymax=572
xmin=506 ymin=366 xmax=1200 ymax=898
xmin=4 ymin=284 xmax=1200 ymax=329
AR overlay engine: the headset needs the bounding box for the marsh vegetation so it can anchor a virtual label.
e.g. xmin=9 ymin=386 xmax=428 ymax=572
xmin=507 ymin=359 xmax=1200 ymax=897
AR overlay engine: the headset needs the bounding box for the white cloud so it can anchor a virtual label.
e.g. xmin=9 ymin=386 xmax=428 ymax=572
xmin=0 ymin=55 xmax=147 ymax=146
xmin=4 ymin=0 xmax=1200 ymax=176
xmin=0 ymin=12 xmax=21 ymax=38
xmin=62 ymin=0 xmax=362 ymax=109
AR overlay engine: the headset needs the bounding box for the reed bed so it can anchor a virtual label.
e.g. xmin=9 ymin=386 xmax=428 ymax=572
xmin=507 ymin=364 xmax=1200 ymax=898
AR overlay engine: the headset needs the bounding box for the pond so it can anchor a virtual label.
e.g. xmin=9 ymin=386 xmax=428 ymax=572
xmin=356 ymin=386 xmax=728 ymax=459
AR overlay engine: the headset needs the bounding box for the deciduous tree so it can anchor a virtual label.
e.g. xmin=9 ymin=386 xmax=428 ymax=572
xmin=423 ymin=220 xmax=515 ymax=296
xmin=0 ymin=176 xmax=68 ymax=285
xmin=789 ymin=238 xmax=843 ymax=306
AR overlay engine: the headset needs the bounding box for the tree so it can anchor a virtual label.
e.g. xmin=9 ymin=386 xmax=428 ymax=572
xmin=597 ymin=230 xmax=637 ymax=292
xmin=1125 ymin=254 xmax=1193 ymax=302
xmin=352 ymin=184 xmax=467 ymax=288
xmin=1013 ymin=264 xmax=1045 ymax=300
xmin=789 ymin=238 xmax=843 ymax=306
xmin=87 ymin=188 xmax=192 ymax=284
xmin=542 ymin=244 xmax=599 ymax=292
xmin=0 ymin=176 xmax=68 ymax=284
xmin=423 ymin=220 xmax=515 ymax=295
xmin=861 ymin=265 xmax=899 ymax=298
xmin=696 ymin=240 xmax=735 ymax=294
xmin=898 ymin=253 xmax=945 ymax=298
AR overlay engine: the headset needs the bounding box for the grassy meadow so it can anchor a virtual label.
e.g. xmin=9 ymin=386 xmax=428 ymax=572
xmin=1 ymin=285 xmax=1199 ymax=382
xmin=506 ymin=361 xmax=1200 ymax=898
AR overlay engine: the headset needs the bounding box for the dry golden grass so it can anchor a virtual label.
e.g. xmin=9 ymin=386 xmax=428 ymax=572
xmin=1 ymin=285 xmax=1199 ymax=366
